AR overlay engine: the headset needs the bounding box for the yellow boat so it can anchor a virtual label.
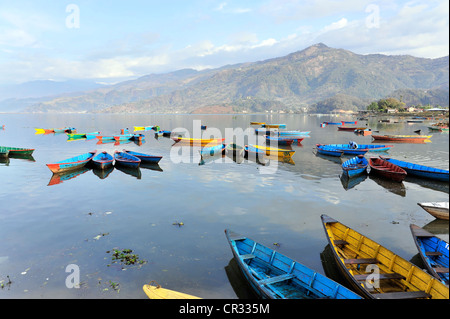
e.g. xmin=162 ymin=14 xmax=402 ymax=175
xmin=143 ymin=281 xmax=201 ymax=299
xmin=250 ymin=122 xmax=265 ymax=125
xmin=172 ymin=137 xmax=225 ymax=146
xmin=321 ymin=214 xmax=449 ymax=299
xmin=133 ymin=126 xmax=155 ymax=131
xmin=251 ymin=144 xmax=295 ymax=158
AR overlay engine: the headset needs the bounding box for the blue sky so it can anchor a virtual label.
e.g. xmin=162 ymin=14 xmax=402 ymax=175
xmin=0 ymin=0 xmax=448 ymax=85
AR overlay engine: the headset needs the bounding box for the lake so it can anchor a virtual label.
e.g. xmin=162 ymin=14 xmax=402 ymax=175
xmin=0 ymin=113 xmax=448 ymax=299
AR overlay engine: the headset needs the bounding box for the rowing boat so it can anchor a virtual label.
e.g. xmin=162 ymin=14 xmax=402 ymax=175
xmin=225 ymin=143 xmax=244 ymax=157
xmin=410 ymin=224 xmax=449 ymax=286
xmin=143 ymin=281 xmax=201 ymax=299
xmin=224 ymin=229 xmax=362 ymax=299
xmin=199 ymin=143 xmax=226 ymax=156
xmin=342 ymin=155 xmax=368 ymax=178
xmin=323 ymin=122 xmax=341 ymax=125
xmin=133 ymin=126 xmax=154 ymax=131
xmin=46 ymin=151 xmax=96 ymax=173
xmin=244 ymin=144 xmax=265 ymax=157
xmin=277 ymin=130 xmax=310 ymax=136
xmin=337 ymin=126 xmax=367 ymax=131
xmin=341 ymin=121 xmax=357 ymax=125
xmin=368 ymin=157 xmax=407 ymax=182
xmin=379 ymin=156 xmax=449 ymax=182
xmin=261 ymin=124 xmax=286 ymax=129
xmin=171 ymin=137 xmax=225 ymax=146
xmin=264 ymin=135 xmax=295 ymax=146
xmin=114 ymin=151 xmax=141 ymax=168
xmin=124 ymin=150 xmax=162 ymax=163
xmin=249 ymin=144 xmax=295 ymax=158
xmin=35 ymin=128 xmax=54 ymax=134
xmin=316 ymin=143 xmax=393 ymax=155
xmin=320 ymin=214 xmax=449 ymax=299
xmin=250 ymin=122 xmax=265 ymax=125
xmin=0 ymin=146 xmax=35 ymax=156
xmin=96 ymin=135 xmax=115 ymax=141
xmin=0 ymin=147 xmax=9 ymax=158
xmin=67 ymin=131 xmax=100 ymax=139
xmin=417 ymin=202 xmax=449 ymax=220
xmin=316 ymin=145 xmax=344 ymax=157
xmin=113 ymin=134 xmax=134 ymax=141
xmin=91 ymin=151 xmax=114 ymax=170
xmin=372 ymin=135 xmax=432 ymax=143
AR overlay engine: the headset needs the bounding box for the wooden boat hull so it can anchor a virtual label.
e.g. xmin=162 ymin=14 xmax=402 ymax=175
xmin=250 ymin=144 xmax=295 ymax=158
xmin=342 ymin=155 xmax=368 ymax=178
xmin=277 ymin=131 xmax=310 ymax=136
xmin=172 ymin=137 xmax=225 ymax=146
xmin=316 ymin=143 xmax=392 ymax=155
xmin=338 ymin=126 xmax=366 ymax=131
xmin=46 ymin=151 xmax=96 ymax=173
xmin=372 ymin=135 xmax=432 ymax=143
xmin=320 ymin=214 xmax=449 ymax=299
xmin=225 ymin=229 xmax=362 ymax=299
xmin=262 ymin=124 xmax=286 ymax=129
xmin=316 ymin=145 xmax=343 ymax=157
xmin=369 ymin=157 xmax=407 ymax=182
xmin=143 ymin=282 xmax=201 ymax=299
xmin=92 ymin=151 xmax=114 ymax=170
xmin=250 ymin=122 xmax=265 ymax=125
xmin=0 ymin=146 xmax=35 ymax=155
xmin=380 ymin=156 xmax=449 ymax=182
xmin=114 ymin=151 xmax=141 ymax=168
xmin=418 ymin=202 xmax=449 ymax=220
xmin=114 ymin=134 xmax=134 ymax=141
xmin=264 ymin=135 xmax=295 ymax=146
xmin=124 ymin=150 xmax=162 ymax=163
xmin=410 ymin=224 xmax=449 ymax=286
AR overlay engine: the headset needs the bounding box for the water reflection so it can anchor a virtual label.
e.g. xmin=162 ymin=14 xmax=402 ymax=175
xmin=340 ymin=173 xmax=368 ymax=190
xmin=369 ymin=175 xmax=406 ymax=197
xmin=404 ymin=176 xmax=449 ymax=194
xmin=224 ymin=258 xmax=258 ymax=299
xmin=114 ymin=165 xmax=142 ymax=179
xmin=92 ymin=166 xmax=114 ymax=179
xmin=47 ymin=167 xmax=91 ymax=186
xmin=423 ymin=219 xmax=449 ymax=235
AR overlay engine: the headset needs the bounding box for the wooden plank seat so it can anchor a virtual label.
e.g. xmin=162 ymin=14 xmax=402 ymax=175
xmin=333 ymin=240 xmax=349 ymax=246
xmin=353 ymin=272 xmax=405 ymax=281
xmin=241 ymin=254 xmax=255 ymax=260
xmin=425 ymin=251 xmax=443 ymax=257
xmin=344 ymin=258 xmax=379 ymax=265
xmin=433 ymin=267 xmax=449 ymax=273
xmin=374 ymin=291 xmax=431 ymax=299
xmin=258 ymin=273 xmax=295 ymax=286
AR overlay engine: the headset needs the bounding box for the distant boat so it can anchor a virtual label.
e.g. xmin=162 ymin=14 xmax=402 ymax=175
xmin=224 ymin=229 xmax=363 ymax=299
xmin=316 ymin=143 xmax=392 ymax=155
xmin=264 ymin=135 xmax=295 ymax=146
xmin=372 ymin=135 xmax=432 ymax=143
xmin=143 ymin=282 xmax=201 ymax=299
xmin=0 ymin=147 xmax=9 ymax=158
xmin=244 ymin=144 xmax=265 ymax=157
xmin=342 ymin=155 xmax=368 ymax=178
xmin=316 ymin=145 xmax=344 ymax=157
xmin=323 ymin=122 xmax=341 ymax=125
xmin=368 ymin=157 xmax=407 ymax=182
xmin=0 ymin=146 xmax=35 ymax=156
xmin=46 ymin=151 xmax=96 ymax=173
xmin=380 ymin=156 xmax=449 ymax=182
xmin=67 ymin=131 xmax=100 ymax=139
xmin=113 ymin=134 xmax=134 ymax=141
xmin=225 ymin=143 xmax=244 ymax=157
xmin=341 ymin=121 xmax=357 ymax=125
xmin=354 ymin=128 xmax=372 ymax=136
xmin=337 ymin=126 xmax=367 ymax=131
xmin=417 ymin=202 xmax=449 ymax=220
xmin=276 ymin=130 xmax=310 ymax=136
xmin=114 ymin=151 xmax=141 ymax=168
xmin=92 ymin=151 xmax=114 ymax=170
xmin=199 ymin=143 xmax=226 ymax=156
xmin=96 ymin=135 xmax=115 ymax=141
xmin=249 ymin=144 xmax=295 ymax=159
xmin=134 ymin=126 xmax=154 ymax=131
xmin=171 ymin=137 xmax=225 ymax=146
xmin=262 ymin=124 xmax=286 ymax=129
xmin=250 ymin=122 xmax=265 ymax=125
xmin=131 ymin=133 xmax=145 ymax=142
xmin=410 ymin=224 xmax=449 ymax=286
xmin=321 ymin=214 xmax=449 ymax=299
xmin=124 ymin=150 xmax=162 ymax=164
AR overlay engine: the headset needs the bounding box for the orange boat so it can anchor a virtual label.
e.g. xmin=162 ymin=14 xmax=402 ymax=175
xmin=369 ymin=157 xmax=407 ymax=182
xmin=372 ymin=134 xmax=432 ymax=143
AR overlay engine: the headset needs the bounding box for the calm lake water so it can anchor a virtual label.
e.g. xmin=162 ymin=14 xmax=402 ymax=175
xmin=0 ymin=113 xmax=448 ymax=299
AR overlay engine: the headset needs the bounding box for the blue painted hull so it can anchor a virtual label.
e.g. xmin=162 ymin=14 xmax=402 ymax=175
xmin=114 ymin=151 xmax=141 ymax=168
xmin=318 ymin=144 xmax=392 ymax=154
xmin=46 ymin=151 xmax=96 ymax=173
xmin=342 ymin=155 xmax=368 ymax=178
xmin=92 ymin=151 xmax=114 ymax=169
xmin=124 ymin=150 xmax=162 ymax=163
xmin=411 ymin=225 xmax=449 ymax=285
xmin=316 ymin=145 xmax=343 ymax=157
xmin=381 ymin=156 xmax=449 ymax=182
xmin=277 ymin=131 xmax=310 ymax=136
xmin=225 ymin=229 xmax=362 ymax=299
xmin=199 ymin=144 xmax=226 ymax=156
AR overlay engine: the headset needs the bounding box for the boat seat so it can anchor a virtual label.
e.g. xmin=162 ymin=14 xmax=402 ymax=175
xmin=433 ymin=267 xmax=449 ymax=273
xmin=354 ymin=272 xmax=405 ymax=281
xmin=240 ymin=254 xmax=255 ymax=260
xmin=258 ymin=273 xmax=295 ymax=286
xmin=374 ymin=291 xmax=431 ymax=299
xmin=334 ymin=240 xmax=349 ymax=246
xmin=425 ymin=251 xmax=443 ymax=257
xmin=344 ymin=258 xmax=379 ymax=265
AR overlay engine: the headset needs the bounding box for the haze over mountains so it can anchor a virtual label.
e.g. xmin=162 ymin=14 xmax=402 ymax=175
xmin=1 ymin=43 xmax=448 ymax=114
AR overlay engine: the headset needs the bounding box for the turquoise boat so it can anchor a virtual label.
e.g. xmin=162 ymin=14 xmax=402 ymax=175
xmin=92 ymin=151 xmax=114 ymax=170
xmin=46 ymin=151 xmax=96 ymax=173
xmin=224 ymin=229 xmax=362 ymax=299
xmin=380 ymin=156 xmax=449 ymax=182
xmin=199 ymin=143 xmax=226 ymax=156
xmin=277 ymin=130 xmax=310 ymax=136
xmin=317 ymin=143 xmax=393 ymax=155
xmin=114 ymin=151 xmax=141 ymax=168
xmin=410 ymin=224 xmax=449 ymax=286
xmin=124 ymin=150 xmax=162 ymax=163
xmin=342 ymin=155 xmax=369 ymax=178
xmin=113 ymin=134 xmax=134 ymax=141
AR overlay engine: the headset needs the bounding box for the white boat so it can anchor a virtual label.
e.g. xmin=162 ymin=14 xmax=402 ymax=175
xmin=417 ymin=202 xmax=449 ymax=220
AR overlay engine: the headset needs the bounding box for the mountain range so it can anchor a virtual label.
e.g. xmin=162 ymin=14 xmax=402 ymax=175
xmin=2 ymin=43 xmax=448 ymax=113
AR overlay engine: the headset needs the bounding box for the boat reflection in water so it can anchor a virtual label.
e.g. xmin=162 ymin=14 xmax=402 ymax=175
xmin=114 ymin=165 xmax=142 ymax=179
xmin=47 ymin=166 xmax=91 ymax=186
xmin=224 ymin=258 xmax=259 ymax=299
xmin=340 ymin=173 xmax=368 ymax=191
xmin=92 ymin=166 xmax=114 ymax=179
xmin=369 ymin=175 xmax=406 ymax=197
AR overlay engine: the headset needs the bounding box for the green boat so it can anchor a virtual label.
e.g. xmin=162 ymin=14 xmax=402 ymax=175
xmin=0 ymin=147 xmax=10 ymax=158
xmin=0 ymin=146 xmax=35 ymax=155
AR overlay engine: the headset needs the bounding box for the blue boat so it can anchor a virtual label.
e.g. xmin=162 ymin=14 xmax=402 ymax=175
xmin=380 ymin=156 xmax=449 ymax=182
xmin=317 ymin=143 xmax=392 ymax=155
xmin=410 ymin=224 xmax=449 ymax=286
xmin=261 ymin=124 xmax=286 ymax=129
xmin=277 ymin=130 xmax=310 ymax=136
xmin=264 ymin=135 xmax=295 ymax=146
xmin=244 ymin=144 xmax=265 ymax=157
xmin=92 ymin=151 xmax=114 ymax=170
xmin=199 ymin=143 xmax=226 ymax=156
xmin=224 ymin=229 xmax=362 ymax=299
xmin=342 ymin=155 xmax=369 ymax=178
xmin=324 ymin=122 xmax=341 ymax=125
xmin=46 ymin=151 xmax=96 ymax=173
xmin=316 ymin=145 xmax=344 ymax=157
xmin=124 ymin=150 xmax=162 ymax=163
xmin=114 ymin=151 xmax=141 ymax=168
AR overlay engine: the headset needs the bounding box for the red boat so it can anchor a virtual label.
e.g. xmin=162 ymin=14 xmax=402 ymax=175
xmin=368 ymin=157 xmax=407 ymax=182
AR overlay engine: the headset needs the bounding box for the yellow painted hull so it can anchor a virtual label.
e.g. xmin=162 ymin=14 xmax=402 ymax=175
xmin=250 ymin=122 xmax=265 ymax=125
xmin=321 ymin=215 xmax=449 ymax=299
xmin=143 ymin=283 xmax=201 ymax=299
xmin=252 ymin=144 xmax=295 ymax=158
xmin=173 ymin=137 xmax=224 ymax=146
